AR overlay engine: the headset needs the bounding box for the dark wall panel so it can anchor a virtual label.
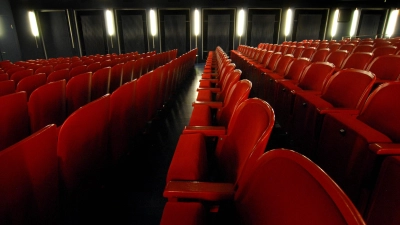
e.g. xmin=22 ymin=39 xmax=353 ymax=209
xmin=358 ymin=14 xmax=380 ymax=38
xmin=163 ymin=15 xmax=186 ymax=55
xmin=207 ymin=15 xmax=230 ymax=51
xmin=250 ymin=15 xmax=275 ymax=45
xmin=121 ymin=15 xmax=145 ymax=53
xmin=295 ymin=14 xmax=322 ymax=41
xmin=39 ymin=11 xmax=75 ymax=58
xmin=81 ymin=15 xmax=106 ymax=55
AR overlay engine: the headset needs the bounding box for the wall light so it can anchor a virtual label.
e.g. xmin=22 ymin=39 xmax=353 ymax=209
xmin=331 ymin=9 xmax=340 ymax=39
xmin=237 ymin=9 xmax=245 ymax=45
xmin=350 ymin=8 xmax=359 ymax=38
xmin=285 ymin=9 xmax=293 ymax=41
xmin=105 ymin=10 xmax=115 ymax=36
xmin=150 ymin=9 xmax=157 ymax=49
xmin=194 ymin=9 xmax=200 ymax=48
xmin=386 ymin=9 xmax=399 ymax=38
xmin=28 ymin=11 xmax=39 ymax=37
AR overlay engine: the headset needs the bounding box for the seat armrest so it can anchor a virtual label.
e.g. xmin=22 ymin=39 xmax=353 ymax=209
xmin=199 ymin=79 xmax=219 ymax=83
xmin=197 ymin=87 xmax=221 ymax=93
xmin=183 ymin=126 xmax=226 ymax=136
xmin=317 ymin=108 xmax=360 ymax=115
xmin=192 ymin=101 xmax=223 ymax=109
xmin=369 ymin=143 xmax=400 ymax=155
xmin=164 ymin=181 xmax=235 ymax=201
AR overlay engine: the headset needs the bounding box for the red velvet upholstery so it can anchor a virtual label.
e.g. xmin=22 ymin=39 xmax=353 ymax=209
xmin=47 ymin=69 xmax=69 ymax=83
xmin=311 ymin=48 xmax=330 ymax=62
xmin=197 ymin=69 xmax=241 ymax=102
xmin=161 ymin=150 xmax=365 ymax=225
xmin=91 ymin=67 xmax=111 ymax=101
xmin=16 ymin=73 xmax=47 ymax=100
xmin=0 ymin=125 xmax=58 ymax=224
xmin=291 ymin=68 xmax=376 ymax=158
xmin=69 ymin=65 xmax=88 ymax=79
xmin=366 ymin=55 xmax=400 ymax=85
xmin=58 ymin=95 xmax=110 ymax=192
xmin=365 ymin=155 xmax=400 ymax=225
xmin=135 ymin=73 xmax=152 ymax=132
xmin=353 ymin=45 xmax=374 ymax=53
xmin=65 ymin=72 xmax=92 ymax=116
xmin=54 ymin=63 xmax=70 ymax=71
xmin=316 ymin=82 xmax=400 ymax=211
xmin=166 ymin=98 xmax=275 ymax=185
xmin=325 ymin=50 xmax=349 ymax=71
xmin=0 ymin=80 xmax=15 ymax=97
xmin=28 ymin=80 xmax=66 ymax=133
xmin=109 ymin=63 xmax=123 ymax=93
xmin=0 ymin=92 xmax=30 ymax=151
xmin=299 ymin=47 xmax=316 ymax=59
xmin=339 ymin=43 xmax=356 ymax=53
xmin=371 ymin=45 xmax=397 ymax=59
xmin=292 ymin=46 xmax=305 ymax=58
xmin=273 ymin=62 xmax=335 ymax=131
xmin=35 ymin=65 xmax=54 ymax=76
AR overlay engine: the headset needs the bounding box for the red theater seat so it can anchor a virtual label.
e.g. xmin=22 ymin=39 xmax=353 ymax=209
xmin=69 ymin=65 xmax=88 ymax=79
xmin=316 ymin=82 xmax=400 ymax=212
xmin=91 ymin=67 xmax=111 ymax=101
xmin=66 ymin=72 xmax=92 ymax=116
xmin=325 ymin=50 xmax=349 ymax=71
xmin=47 ymin=68 xmax=69 ymax=83
xmin=197 ymin=69 xmax=241 ymax=102
xmin=161 ymin=149 xmax=365 ymax=225
xmin=109 ymin=63 xmax=123 ymax=93
xmin=291 ymin=68 xmax=376 ymax=158
xmin=16 ymin=73 xmax=47 ymax=100
xmin=0 ymin=80 xmax=15 ymax=97
xmin=166 ymin=98 xmax=274 ymax=185
xmin=0 ymin=92 xmax=30 ymax=151
xmin=366 ymin=55 xmax=400 ymax=86
xmin=341 ymin=52 xmax=373 ymax=70
xmin=10 ymin=69 xmax=34 ymax=87
xmin=28 ymin=80 xmax=66 ymax=133
xmin=0 ymin=124 xmax=58 ymax=224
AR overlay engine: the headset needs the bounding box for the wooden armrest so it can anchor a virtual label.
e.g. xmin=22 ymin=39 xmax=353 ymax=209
xmin=369 ymin=143 xmax=400 ymax=155
xmin=183 ymin=126 xmax=226 ymax=136
xmin=163 ymin=181 xmax=235 ymax=201
xmin=197 ymin=87 xmax=221 ymax=93
xmin=317 ymin=108 xmax=360 ymax=115
xmin=192 ymin=101 xmax=223 ymax=109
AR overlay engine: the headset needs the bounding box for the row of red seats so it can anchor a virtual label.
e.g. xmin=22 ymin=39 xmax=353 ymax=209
xmin=0 ymin=48 xmax=197 ymax=224
xmin=0 ymin=50 xmax=180 ymax=152
xmin=231 ymin=43 xmax=400 ymax=224
xmin=0 ymin=50 xmax=177 ymax=98
xmin=159 ymin=47 xmax=366 ymax=224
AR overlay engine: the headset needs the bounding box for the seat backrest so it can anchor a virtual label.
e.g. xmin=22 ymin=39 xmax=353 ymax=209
xmin=0 ymin=124 xmax=58 ymax=224
xmin=58 ymin=95 xmax=110 ymax=191
xmin=366 ymin=55 xmax=400 ymax=81
xmin=325 ymin=50 xmax=349 ymax=69
xmin=16 ymin=73 xmax=47 ymax=100
xmin=69 ymin=65 xmax=88 ymax=79
xmin=321 ymin=68 xmax=376 ymax=109
xmin=265 ymin=52 xmax=282 ymax=71
xmin=215 ymin=98 xmax=274 ymax=184
xmin=216 ymin=79 xmax=252 ymax=127
xmin=47 ymin=68 xmax=69 ymax=83
xmin=341 ymin=52 xmax=373 ymax=70
xmin=234 ymin=149 xmax=365 ymax=225
xmin=260 ymin=51 xmax=275 ymax=67
xmin=66 ymin=72 xmax=92 ymax=116
xmin=122 ymin=60 xmax=135 ymax=83
xmin=292 ymin=46 xmax=305 ymax=58
xmin=134 ymin=73 xmax=152 ymax=132
xmin=69 ymin=61 xmax=84 ymax=69
xmin=353 ymin=45 xmax=374 ymax=53
xmin=0 ymin=92 xmax=31 ymax=151
xmin=35 ymin=65 xmax=54 ymax=76
xmin=110 ymin=63 xmax=123 ymax=93
xmin=87 ymin=62 xmax=101 ymax=73
xmin=10 ymin=69 xmax=34 ymax=87
xmin=297 ymin=62 xmax=335 ymax=91
xmin=299 ymin=47 xmax=316 ymax=59
xmin=0 ymin=80 xmax=15 ymax=97
xmin=329 ymin=42 xmax=342 ymax=52
xmin=271 ymin=54 xmax=294 ymax=75
xmin=365 ymin=155 xmax=400 ymax=225
xmin=53 ymin=63 xmax=70 ymax=71
xmin=109 ymin=79 xmax=137 ymax=164
xmin=215 ymin=69 xmax=242 ymax=102
xmin=28 ymin=80 xmax=66 ymax=133
xmin=339 ymin=43 xmax=356 ymax=53
xmin=357 ymin=82 xmax=400 ymax=143
xmin=311 ymin=48 xmax=331 ymax=62
xmin=91 ymin=67 xmax=111 ymax=101
xmin=283 ymin=57 xmax=311 ymax=81
xmin=371 ymin=45 xmax=398 ymax=59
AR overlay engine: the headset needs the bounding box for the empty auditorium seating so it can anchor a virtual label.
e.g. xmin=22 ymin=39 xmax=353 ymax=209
xmin=341 ymin=52 xmax=373 ymax=70
xmin=47 ymin=68 xmax=69 ymax=83
xmin=290 ymin=68 xmax=376 ymax=158
xmin=353 ymin=45 xmax=374 ymax=53
xmin=371 ymin=45 xmax=397 ymax=59
xmin=325 ymin=50 xmax=349 ymax=71
xmin=0 ymin=124 xmax=59 ymax=224
xmin=10 ymin=69 xmax=34 ymax=87
xmin=110 ymin=63 xmax=123 ymax=93
xmin=161 ymin=149 xmax=365 ymax=225
xmin=28 ymin=80 xmax=66 ymax=133
xmin=310 ymin=48 xmax=330 ymax=62
xmin=273 ymin=62 xmax=335 ymax=131
xmin=87 ymin=62 xmax=101 ymax=73
xmin=197 ymin=69 xmax=241 ymax=102
xmin=189 ymin=79 xmax=251 ymax=127
xmin=316 ymin=82 xmax=400 ymax=212
xmin=91 ymin=67 xmax=111 ymax=101
xmin=35 ymin=65 xmax=54 ymax=76
xmin=69 ymin=65 xmax=88 ymax=79
xmin=167 ymin=98 xmax=274 ymax=184
xmin=366 ymin=55 xmax=400 ymax=86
